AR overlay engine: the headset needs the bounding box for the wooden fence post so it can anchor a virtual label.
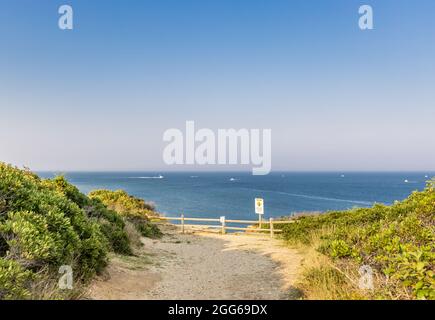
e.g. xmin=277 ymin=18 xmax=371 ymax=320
xmin=270 ymin=217 xmax=274 ymax=238
xmin=221 ymin=216 xmax=226 ymax=235
xmin=181 ymin=214 xmax=185 ymax=234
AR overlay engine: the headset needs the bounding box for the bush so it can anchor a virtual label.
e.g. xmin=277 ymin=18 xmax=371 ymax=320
xmin=0 ymin=164 xmax=165 ymax=299
xmin=43 ymin=177 xmax=132 ymax=255
xmin=129 ymin=217 xmax=162 ymax=239
xmin=88 ymin=190 xmax=156 ymax=218
xmin=279 ymin=179 xmax=435 ymax=300
xmin=89 ymin=190 xmax=161 ymax=238
xmin=0 ymin=258 xmax=34 ymax=300
xmin=0 ymin=163 xmax=109 ymax=299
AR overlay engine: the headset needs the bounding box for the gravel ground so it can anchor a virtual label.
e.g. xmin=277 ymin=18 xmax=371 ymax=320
xmin=87 ymin=224 xmax=303 ymax=300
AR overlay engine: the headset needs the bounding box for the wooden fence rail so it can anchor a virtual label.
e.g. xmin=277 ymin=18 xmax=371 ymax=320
xmin=155 ymin=215 xmax=294 ymax=238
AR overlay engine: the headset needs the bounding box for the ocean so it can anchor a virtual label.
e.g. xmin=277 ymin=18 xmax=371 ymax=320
xmin=37 ymin=171 xmax=433 ymax=221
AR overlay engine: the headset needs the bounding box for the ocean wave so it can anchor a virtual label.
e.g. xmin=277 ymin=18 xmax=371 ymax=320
xmin=239 ymin=187 xmax=373 ymax=205
xmin=275 ymin=191 xmax=373 ymax=205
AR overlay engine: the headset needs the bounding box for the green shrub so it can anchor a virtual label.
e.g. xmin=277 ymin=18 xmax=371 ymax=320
xmin=279 ymin=179 xmax=435 ymax=300
xmin=97 ymin=219 xmax=132 ymax=255
xmin=0 ymin=258 xmax=34 ymax=300
xmin=88 ymin=189 xmax=156 ymax=218
xmin=43 ymin=177 xmax=132 ymax=255
xmin=129 ymin=217 xmax=162 ymax=239
xmin=0 ymin=164 xmax=164 ymax=299
xmin=0 ymin=163 xmax=108 ymax=298
xmin=42 ymin=176 xmax=89 ymax=208
xmin=89 ymin=190 xmax=161 ymax=238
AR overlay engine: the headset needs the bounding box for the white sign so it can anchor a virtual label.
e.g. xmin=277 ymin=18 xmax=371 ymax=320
xmin=255 ymin=198 xmax=264 ymax=215
xmin=220 ymin=216 xmax=225 ymax=223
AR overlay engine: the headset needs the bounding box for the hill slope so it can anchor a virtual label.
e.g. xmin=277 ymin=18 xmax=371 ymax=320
xmin=0 ymin=163 xmax=160 ymax=299
xmin=279 ymin=180 xmax=435 ymax=299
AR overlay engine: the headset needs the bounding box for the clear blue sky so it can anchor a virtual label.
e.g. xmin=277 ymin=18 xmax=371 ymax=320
xmin=1 ymin=0 xmax=434 ymax=171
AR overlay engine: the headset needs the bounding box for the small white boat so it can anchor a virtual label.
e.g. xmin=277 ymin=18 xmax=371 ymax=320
xmin=404 ymin=179 xmax=409 ymax=183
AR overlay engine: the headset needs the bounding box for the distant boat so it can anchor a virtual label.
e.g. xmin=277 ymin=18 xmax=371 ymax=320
xmin=404 ymin=179 xmax=409 ymax=183
xmin=425 ymin=175 xmax=429 ymax=178
xmin=229 ymin=178 xmax=236 ymax=181
xmin=129 ymin=175 xmax=164 ymax=179
xmin=340 ymin=174 xmax=345 ymax=178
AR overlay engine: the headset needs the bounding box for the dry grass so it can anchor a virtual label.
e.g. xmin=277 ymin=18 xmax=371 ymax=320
xmin=28 ymin=267 xmax=88 ymax=300
xmin=124 ymin=220 xmax=143 ymax=251
xmin=292 ymin=233 xmax=371 ymax=300
xmin=291 ymin=231 xmax=414 ymax=300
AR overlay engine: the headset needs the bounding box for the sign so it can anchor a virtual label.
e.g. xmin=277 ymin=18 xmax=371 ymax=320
xmin=255 ymin=198 xmax=264 ymax=215
xmin=220 ymin=216 xmax=225 ymax=224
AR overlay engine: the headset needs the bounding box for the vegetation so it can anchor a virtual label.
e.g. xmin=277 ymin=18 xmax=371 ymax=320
xmin=42 ymin=176 xmax=133 ymax=255
xmin=3 ymin=160 xmax=432 ymax=300
xmin=89 ymin=190 xmax=162 ymax=238
xmin=279 ymin=179 xmax=435 ymax=300
xmin=0 ymin=163 xmax=161 ymax=299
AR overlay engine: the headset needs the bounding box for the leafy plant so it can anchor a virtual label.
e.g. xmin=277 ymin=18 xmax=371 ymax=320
xmin=89 ymin=190 xmax=161 ymax=238
xmin=279 ymin=179 xmax=435 ymax=300
xmin=0 ymin=164 xmax=111 ymax=298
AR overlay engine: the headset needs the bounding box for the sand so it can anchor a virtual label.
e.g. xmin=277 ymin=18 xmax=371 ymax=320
xmin=87 ymin=224 xmax=303 ymax=300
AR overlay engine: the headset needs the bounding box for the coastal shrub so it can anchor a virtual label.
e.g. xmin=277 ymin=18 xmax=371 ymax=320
xmin=129 ymin=216 xmax=162 ymax=239
xmin=0 ymin=163 xmax=163 ymax=299
xmin=89 ymin=190 xmax=161 ymax=238
xmin=0 ymin=163 xmax=108 ymax=299
xmin=0 ymin=258 xmax=34 ymax=300
xmin=43 ymin=177 xmax=132 ymax=255
xmin=279 ymin=179 xmax=435 ymax=300
xmin=96 ymin=217 xmax=132 ymax=255
xmin=42 ymin=175 xmax=89 ymax=208
xmin=88 ymin=189 xmax=156 ymax=218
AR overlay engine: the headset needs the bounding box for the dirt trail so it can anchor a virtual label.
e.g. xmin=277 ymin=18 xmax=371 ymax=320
xmin=87 ymin=225 xmax=303 ymax=300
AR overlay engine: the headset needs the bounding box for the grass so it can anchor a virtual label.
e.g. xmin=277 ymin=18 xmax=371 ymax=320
xmin=278 ymin=179 xmax=435 ymax=300
xmin=112 ymin=253 xmax=153 ymax=271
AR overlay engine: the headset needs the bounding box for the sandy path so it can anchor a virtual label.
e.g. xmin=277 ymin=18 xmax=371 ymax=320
xmin=87 ymin=224 xmax=303 ymax=300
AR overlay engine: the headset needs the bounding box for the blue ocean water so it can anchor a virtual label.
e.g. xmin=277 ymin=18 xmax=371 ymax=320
xmin=37 ymin=171 xmax=433 ymax=221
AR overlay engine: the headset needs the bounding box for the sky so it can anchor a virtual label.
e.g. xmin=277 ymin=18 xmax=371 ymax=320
xmin=1 ymin=0 xmax=435 ymax=171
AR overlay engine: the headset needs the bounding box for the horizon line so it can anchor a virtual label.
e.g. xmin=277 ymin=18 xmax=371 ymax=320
xmin=34 ymin=169 xmax=435 ymax=173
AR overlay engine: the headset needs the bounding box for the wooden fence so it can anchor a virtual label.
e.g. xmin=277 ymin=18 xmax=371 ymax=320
xmin=155 ymin=215 xmax=294 ymax=238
